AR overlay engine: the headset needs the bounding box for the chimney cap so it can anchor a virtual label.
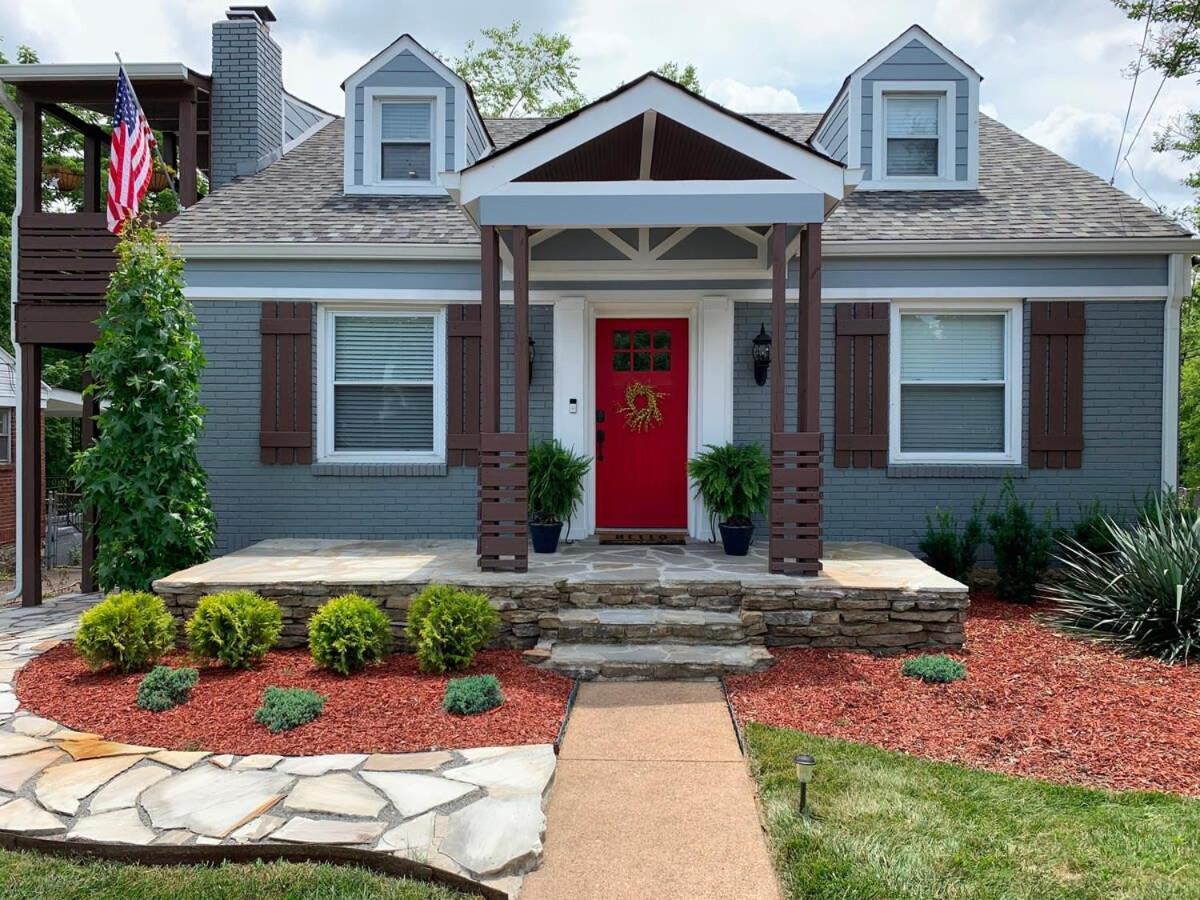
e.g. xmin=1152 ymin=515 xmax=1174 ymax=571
xmin=226 ymin=5 xmax=276 ymax=24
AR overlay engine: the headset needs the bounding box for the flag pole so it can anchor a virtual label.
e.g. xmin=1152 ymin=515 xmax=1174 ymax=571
xmin=113 ymin=52 xmax=182 ymax=205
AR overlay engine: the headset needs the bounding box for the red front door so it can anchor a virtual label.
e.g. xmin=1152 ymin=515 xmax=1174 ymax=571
xmin=595 ymin=318 xmax=689 ymax=530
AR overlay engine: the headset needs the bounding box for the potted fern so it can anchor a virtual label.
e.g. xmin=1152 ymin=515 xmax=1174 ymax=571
xmin=528 ymin=438 xmax=591 ymax=554
xmin=688 ymin=443 xmax=770 ymax=555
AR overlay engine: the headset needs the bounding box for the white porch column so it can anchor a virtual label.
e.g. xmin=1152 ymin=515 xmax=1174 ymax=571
xmin=552 ymin=296 xmax=590 ymax=539
xmin=693 ymin=295 xmax=734 ymax=540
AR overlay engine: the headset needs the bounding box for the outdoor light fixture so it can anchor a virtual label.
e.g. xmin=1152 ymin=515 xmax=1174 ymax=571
xmin=752 ymin=324 xmax=772 ymax=386
xmin=793 ymin=753 xmax=815 ymax=812
xmin=528 ymin=336 xmax=536 ymax=381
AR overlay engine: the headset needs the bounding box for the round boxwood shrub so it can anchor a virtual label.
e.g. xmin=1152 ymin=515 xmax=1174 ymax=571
xmin=255 ymin=686 xmax=326 ymax=733
xmin=406 ymin=584 xmax=500 ymax=674
xmin=75 ymin=591 xmax=176 ymax=673
xmin=136 ymin=665 xmax=199 ymax=712
xmin=901 ymin=654 xmax=966 ymax=684
xmin=443 ymin=674 xmax=504 ymax=715
xmin=308 ymin=593 xmax=393 ymax=675
xmin=185 ymin=590 xmax=282 ymax=668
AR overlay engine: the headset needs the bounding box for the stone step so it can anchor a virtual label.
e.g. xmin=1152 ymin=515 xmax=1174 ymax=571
xmin=538 ymin=642 xmax=775 ymax=680
xmin=553 ymin=607 xmax=754 ymax=644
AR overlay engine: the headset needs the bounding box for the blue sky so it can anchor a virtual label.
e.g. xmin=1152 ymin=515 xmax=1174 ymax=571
xmin=3 ymin=0 xmax=1198 ymax=220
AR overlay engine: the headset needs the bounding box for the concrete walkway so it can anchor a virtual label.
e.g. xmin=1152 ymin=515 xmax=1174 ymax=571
xmin=521 ymin=681 xmax=780 ymax=900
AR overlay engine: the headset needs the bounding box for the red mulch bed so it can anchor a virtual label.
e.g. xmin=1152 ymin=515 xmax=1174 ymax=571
xmin=726 ymin=593 xmax=1200 ymax=796
xmin=16 ymin=647 xmax=572 ymax=756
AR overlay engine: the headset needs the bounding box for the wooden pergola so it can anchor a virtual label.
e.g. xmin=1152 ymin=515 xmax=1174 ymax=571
xmin=0 ymin=63 xmax=211 ymax=605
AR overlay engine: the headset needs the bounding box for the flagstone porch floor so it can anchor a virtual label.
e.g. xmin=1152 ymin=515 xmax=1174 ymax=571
xmin=155 ymin=538 xmax=962 ymax=594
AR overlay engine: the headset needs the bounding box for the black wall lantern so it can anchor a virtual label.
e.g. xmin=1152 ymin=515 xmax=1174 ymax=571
xmin=528 ymin=336 xmax=536 ymax=381
xmin=752 ymin=324 xmax=772 ymax=386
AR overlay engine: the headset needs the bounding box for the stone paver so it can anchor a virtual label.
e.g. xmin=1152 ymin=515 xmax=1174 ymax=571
xmin=68 ymin=808 xmax=156 ymax=845
xmin=521 ymin=681 xmax=780 ymax=900
xmin=283 ymin=772 xmax=387 ymax=817
xmin=0 ymin=594 xmax=556 ymax=897
xmin=90 ymin=764 xmax=173 ymax=813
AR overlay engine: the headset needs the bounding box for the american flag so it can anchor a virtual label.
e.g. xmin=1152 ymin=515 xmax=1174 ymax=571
xmin=106 ymin=66 xmax=157 ymax=233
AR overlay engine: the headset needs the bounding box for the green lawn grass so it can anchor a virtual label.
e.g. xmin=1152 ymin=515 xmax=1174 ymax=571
xmin=746 ymin=723 xmax=1200 ymax=900
xmin=0 ymin=851 xmax=475 ymax=899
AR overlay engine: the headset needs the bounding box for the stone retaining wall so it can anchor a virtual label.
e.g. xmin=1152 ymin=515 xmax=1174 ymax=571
xmin=155 ymin=580 xmax=969 ymax=654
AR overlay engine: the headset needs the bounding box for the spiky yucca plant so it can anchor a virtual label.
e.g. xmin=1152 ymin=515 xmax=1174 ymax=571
xmin=1042 ymin=492 xmax=1200 ymax=664
xmin=687 ymin=443 xmax=770 ymax=526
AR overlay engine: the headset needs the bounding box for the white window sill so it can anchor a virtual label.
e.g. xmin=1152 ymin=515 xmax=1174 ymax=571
xmin=312 ymin=461 xmax=448 ymax=477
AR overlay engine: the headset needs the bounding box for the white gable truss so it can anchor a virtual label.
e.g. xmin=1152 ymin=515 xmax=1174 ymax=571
xmin=446 ymin=74 xmax=857 ymax=227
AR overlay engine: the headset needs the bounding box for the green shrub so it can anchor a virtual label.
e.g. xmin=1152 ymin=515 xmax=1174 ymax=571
xmin=918 ymin=503 xmax=984 ymax=583
xmin=528 ymin=438 xmax=591 ymax=526
xmin=307 ymin=594 xmax=393 ymax=675
xmin=75 ymin=591 xmax=176 ymax=673
xmin=185 ymin=590 xmax=282 ymax=668
xmin=1060 ymin=500 xmax=1120 ymax=557
xmin=71 ymin=222 xmax=214 ymax=591
xmin=1043 ymin=492 xmax=1200 ymax=663
xmin=901 ymin=654 xmax=966 ymax=684
xmin=443 ymin=674 xmax=504 ymax=715
xmin=254 ymin=686 xmax=326 ymax=733
xmin=405 ymin=584 xmax=500 ymax=674
xmin=136 ymin=665 xmax=199 ymax=712
xmin=987 ymin=479 xmax=1053 ymax=604
xmin=687 ymin=442 xmax=770 ymax=526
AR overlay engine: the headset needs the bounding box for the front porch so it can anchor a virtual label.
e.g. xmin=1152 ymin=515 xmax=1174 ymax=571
xmin=154 ymin=538 xmax=968 ymax=678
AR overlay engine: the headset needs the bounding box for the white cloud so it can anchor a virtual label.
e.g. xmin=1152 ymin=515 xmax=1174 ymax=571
xmin=706 ymin=78 xmax=801 ymax=113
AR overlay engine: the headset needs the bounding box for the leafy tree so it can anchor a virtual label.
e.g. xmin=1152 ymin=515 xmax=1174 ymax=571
xmin=1181 ymin=284 xmax=1200 ymax=487
xmin=72 ymin=222 xmax=214 ymax=590
xmin=655 ymin=62 xmax=702 ymax=94
xmin=454 ymin=21 xmax=586 ymax=117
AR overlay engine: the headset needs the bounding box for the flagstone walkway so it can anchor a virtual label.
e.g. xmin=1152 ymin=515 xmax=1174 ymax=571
xmin=0 ymin=595 xmax=554 ymax=898
xmin=521 ymin=681 xmax=780 ymax=900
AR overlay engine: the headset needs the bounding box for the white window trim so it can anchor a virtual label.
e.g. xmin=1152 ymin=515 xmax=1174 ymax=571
xmin=0 ymin=408 xmax=11 ymax=465
xmin=868 ymin=81 xmax=958 ymax=190
xmin=316 ymin=304 xmax=447 ymax=464
xmin=888 ymin=299 xmax=1022 ymax=466
xmin=358 ymin=86 xmax=446 ymax=196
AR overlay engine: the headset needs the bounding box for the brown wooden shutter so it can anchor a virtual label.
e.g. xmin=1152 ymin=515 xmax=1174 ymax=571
xmin=834 ymin=303 xmax=889 ymax=468
xmin=260 ymin=302 xmax=313 ymax=465
xmin=447 ymin=304 xmax=482 ymax=467
xmin=1029 ymin=301 xmax=1085 ymax=469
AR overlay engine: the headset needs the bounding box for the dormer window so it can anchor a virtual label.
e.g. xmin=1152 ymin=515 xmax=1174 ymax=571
xmin=380 ymin=101 xmax=433 ymax=182
xmin=867 ymin=81 xmax=957 ymax=188
xmin=356 ymin=86 xmax=446 ymax=194
xmin=883 ymin=95 xmax=942 ymax=178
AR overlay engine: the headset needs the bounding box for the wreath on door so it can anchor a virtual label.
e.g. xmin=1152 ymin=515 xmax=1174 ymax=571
xmin=618 ymin=380 xmax=668 ymax=432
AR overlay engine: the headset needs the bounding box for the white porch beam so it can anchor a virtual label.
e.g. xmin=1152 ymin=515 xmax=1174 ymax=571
xmin=639 ymin=110 xmax=657 ymax=180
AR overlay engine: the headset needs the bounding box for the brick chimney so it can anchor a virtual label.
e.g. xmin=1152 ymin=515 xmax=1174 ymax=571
xmin=210 ymin=6 xmax=283 ymax=189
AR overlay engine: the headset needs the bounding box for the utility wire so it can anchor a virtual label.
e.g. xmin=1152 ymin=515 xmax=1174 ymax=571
xmin=1112 ymin=0 xmax=1155 ymax=184
xmin=1124 ymin=72 xmax=1168 ymax=162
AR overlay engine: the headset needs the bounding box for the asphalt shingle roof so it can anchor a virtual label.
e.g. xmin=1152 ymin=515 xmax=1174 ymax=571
xmin=165 ymin=112 xmax=1188 ymax=245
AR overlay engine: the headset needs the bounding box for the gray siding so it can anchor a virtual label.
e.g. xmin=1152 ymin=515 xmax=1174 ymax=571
xmin=211 ymin=17 xmax=284 ymax=188
xmin=733 ymin=300 xmax=1164 ymax=552
xmin=465 ymin=109 xmax=490 ymax=165
xmin=860 ymin=39 xmax=969 ymax=182
xmin=353 ymin=49 xmax=455 ymax=185
xmin=195 ymin=300 xmax=551 ymax=554
xmin=185 ymin=258 xmax=480 ymax=293
xmin=814 ymin=91 xmax=849 ymax=162
xmin=283 ymin=94 xmax=325 ymax=145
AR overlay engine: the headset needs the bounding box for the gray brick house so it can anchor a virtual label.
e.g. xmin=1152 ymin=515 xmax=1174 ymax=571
xmin=6 ymin=8 xmax=1194 ymax=582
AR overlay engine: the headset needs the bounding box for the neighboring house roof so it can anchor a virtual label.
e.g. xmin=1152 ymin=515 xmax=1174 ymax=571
xmin=0 ymin=349 xmax=83 ymax=416
xmin=165 ymin=111 xmax=1189 ymax=245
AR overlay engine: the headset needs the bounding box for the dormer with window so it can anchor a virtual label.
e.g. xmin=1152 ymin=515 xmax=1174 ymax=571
xmin=812 ymin=25 xmax=979 ymax=190
xmin=342 ymin=34 xmax=492 ymax=196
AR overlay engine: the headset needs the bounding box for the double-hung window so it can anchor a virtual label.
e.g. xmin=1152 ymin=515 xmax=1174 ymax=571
xmin=320 ymin=308 xmax=445 ymax=463
xmin=883 ymin=94 xmax=942 ymax=178
xmin=378 ymin=100 xmax=435 ymax=183
xmin=0 ymin=409 xmax=11 ymax=465
xmin=891 ymin=303 xmax=1021 ymax=464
